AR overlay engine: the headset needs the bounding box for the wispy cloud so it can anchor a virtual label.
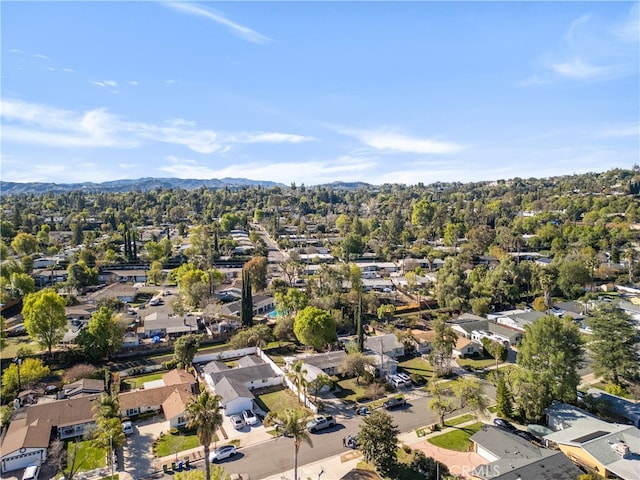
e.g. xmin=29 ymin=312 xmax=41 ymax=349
xmin=344 ymin=128 xmax=466 ymax=154
xmin=165 ymin=2 xmax=270 ymax=44
xmin=522 ymin=4 xmax=639 ymax=84
xmin=1 ymin=98 xmax=313 ymax=154
xmin=597 ymin=123 xmax=640 ymax=138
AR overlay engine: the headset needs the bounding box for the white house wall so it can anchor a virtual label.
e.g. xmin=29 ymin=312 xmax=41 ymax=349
xmin=1 ymin=448 xmax=47 ymax=473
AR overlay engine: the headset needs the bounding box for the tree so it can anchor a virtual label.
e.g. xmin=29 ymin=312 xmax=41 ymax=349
xmin=228 ymin=324 xmax=274 ymax=349
xmin=293 ymin=306 xmax=337 ymax=351
xmin=241 ymin=268 xmax=253 ymax=327
xmin=557 ymin=259 xmax=590 ymax=299
xmin=450 ymin=377 xmax=489 ymax=420
xmin=22 ymin=289 xmax=67 ymax=356
xmin=48 ymin=438 xmax=92 ymax=480
xmin=357 ymin=410 xmax=399 ymax=476
xmin=495 ymin=374 xmax=514 ymax=419
xmin=411 ymin=198 xmax=435 ymax=226
xmin=586 ymin=305 xmax=639 ymax=386
xmin=279 ymin=409 xmax=312 ymax=480
xmin=482 ymin=338 xmax=507 ymax=370
xmin=287 ymin=360 xmax=308 ymax=404
xmin=517 ymin=315 xmax=584 ymax=421
xmin=9 ymin=272 xmax=35 ymax=297
xmin=435 ymin=256 xmax=469 ymax=310
xmin=429 ymin=316 xmax=457 ymax=376
xmin=174 ymin=334 xmax=202 ymax=369
xmin=185 ymin=391 xmax=223 ymax=480
xmin=1 ymin=357 xmax=50 ymax=393
xmin=243 ymin=256 xmax=268 ymax=291
xmin=411 ymin=451 xmax=450 ymax=479
xmin=340 ymin=351 xmax=374 ymax=385
xmin=174 ymin=265 xmax=210 ymax=310
xmin=76 ymin=307 xmax=125 ymax=360
xmin=10 ymin=232 xmax=37 ymax=255
xmin=274 ymin=288 xmax=308 ymax=316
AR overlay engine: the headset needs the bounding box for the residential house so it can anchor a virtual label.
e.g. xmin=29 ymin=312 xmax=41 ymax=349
xmin=201 ymin=355 xmax=282 ymax=415
xmin=1 ymin=395 xmax=100 ymax=473
xmin=119 ymin=369 xmax=197 ymax=425
xmin=470 ymin=425 xmax=583 ymax=480
xmin=586 ymin=388 xmax=640 ymax=428
xmin=488 ymin=309 xmax=546 ymax=333
xmin=297 ymin=351 xmax=347 ymax=392
xmin=452 ymin=336 xmax=482 ymax=358
xmin=452 ymin=317 xmax=523 ymax=347
xmin=364 ymin=333 xmax=405 ymax=359
xmin=544 ymin=402 xmax=640 ymax=480
xmin=60 ymin=379 xmax=105 ymax=399
xmin=142 ymin=312 xmax=200 ymax=339
xmin=220 ymin=294 xmax=276 ymax=317
xmin=90 ymin=282 xmax=137 ymax=304
xmin=410 ymin=329 xmax=436 ymax=355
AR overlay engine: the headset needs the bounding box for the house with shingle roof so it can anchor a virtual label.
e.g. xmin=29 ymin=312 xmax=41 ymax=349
xmin=0 ymin=395 xmax=99 ymax=473
xmin=470 ymin=425 xmax=582 ymax=480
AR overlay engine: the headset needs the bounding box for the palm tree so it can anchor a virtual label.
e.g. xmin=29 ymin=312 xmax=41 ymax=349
xmin=287 ymin=360 xmax=308 ymax=404
xmin=185 ymin=390 xmax=223 ymax=480
xmin=280 ymin=409 xmax=312 ymax=480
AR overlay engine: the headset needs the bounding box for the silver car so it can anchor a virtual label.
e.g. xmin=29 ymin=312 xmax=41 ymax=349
xmin=209 ymin=445 xmax=237 ymax=462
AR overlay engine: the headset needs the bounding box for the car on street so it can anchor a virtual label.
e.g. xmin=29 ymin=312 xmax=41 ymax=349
xmin=383 ymin=396 xmax=407 ymax=410
xmin=493 ymin=417 xmax=517 ymax=432
xmin=122 ymin=421 xmax=134 ymax=436
xmin=242 ymin=409 xmax=258 ymax=426
xmin=209 ymin=445 xmax=237 ymax=462
xmin=306 ymin=415 xmax=336 ymax=433
xmin=230 ymin=414 xmax=245 ymax=430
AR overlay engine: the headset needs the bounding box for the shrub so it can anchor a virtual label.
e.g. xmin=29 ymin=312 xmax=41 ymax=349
xmin=605 ymin=383 xmax=627 ymax=397
xmin=63 ymin=364 xmax=96 ymax=383
xmin=162 ymin=360 xmax=178 ymax=370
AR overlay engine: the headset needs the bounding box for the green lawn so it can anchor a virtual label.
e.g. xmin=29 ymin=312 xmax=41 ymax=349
xmin=457 ymin=356 xmax=500 ymax=369
xmin=427 ymin=422 xmax=483 ymax=452
xmin=66 ymin=440 xmax=106 ymax=472
xmin=444 ymin=413 xmax=474 ymax=427
xmin=254 ymin=386 xmax=312 ymax=417
xmin=397 ymin=357 xmax=435 ymax=382
xmin=155 ymin=432 xmax=201 ymax=457
xmin=332 ymin=377 xmax=370 ymax=403
xmin=1 ymin=336 xmax=41 ymax=358
xmin=123 ymin=372 xmax=165 ymax=390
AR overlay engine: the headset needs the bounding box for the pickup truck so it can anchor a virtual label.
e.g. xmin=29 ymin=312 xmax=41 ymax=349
xmin=306 ymin=415 xmax=336 ymax=433
xmin=383 ymin=396 xmax=407 ymax=410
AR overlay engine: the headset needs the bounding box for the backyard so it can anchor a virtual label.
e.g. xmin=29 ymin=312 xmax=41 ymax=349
xmin=254 ymin=386 xmax=312 ymax=418
xmin=397 ymin=357 xmax=435 ymax=384
xmin=65 ymin=439 xmax=107 ymax=473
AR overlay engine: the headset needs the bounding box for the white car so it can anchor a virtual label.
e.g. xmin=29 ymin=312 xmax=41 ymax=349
xmin=230 ymin=414 xmax=245 ymax=430
xmin=209 ymin=445 xmax=237 ymax=462
xmin=242 ymin=409 xmax=258 ymax=426
xmin=122 ymin=421 xmax=134 ymax=436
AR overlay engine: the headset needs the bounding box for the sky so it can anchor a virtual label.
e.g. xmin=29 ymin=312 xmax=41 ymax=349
xmin=1 ymin=1 xmax=639 ymax=186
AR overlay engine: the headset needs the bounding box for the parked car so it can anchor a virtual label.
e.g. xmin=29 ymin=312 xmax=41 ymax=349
xmin=383 ymin=396 xmax=407 ymax=410
xmin=22 ymin=465 xmax=40 ymax=480
xmin=209 ymin=445 xmax=237 ymax=462
xmin=514 ymin=430 xmax=537 ymax=442
xmin=306 ymin=415 xmax=336 ymax=433
xmin=122 ymin=421 xmax=134 ymax=436
xmin=242 ymin=409 xmax=258 ymax=426
xmin=230 ymin=414 xmax=245 ymax=430
xmin=493 ymin=418 xmax=517 ymax=432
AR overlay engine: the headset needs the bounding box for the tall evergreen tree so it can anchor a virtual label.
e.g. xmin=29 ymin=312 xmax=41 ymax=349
xmin=241 ymin=268 xmax=253 ymax=327
xmin=356 ymin=292 xmax=364 ymax=352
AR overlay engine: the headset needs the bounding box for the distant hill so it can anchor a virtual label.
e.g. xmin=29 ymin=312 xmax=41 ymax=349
xmin=0 ymin=177 xmax=285 ymax=195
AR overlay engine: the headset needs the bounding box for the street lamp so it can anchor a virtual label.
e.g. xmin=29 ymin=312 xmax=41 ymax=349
xmin=14 ymin=357 xmax=22 ymax=392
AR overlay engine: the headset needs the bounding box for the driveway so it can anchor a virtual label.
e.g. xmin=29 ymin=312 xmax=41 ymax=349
xmin=122 ymin=416 xmax=169 ymax=478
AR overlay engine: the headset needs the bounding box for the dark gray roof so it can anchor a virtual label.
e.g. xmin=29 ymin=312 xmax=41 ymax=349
xmin=206 ymin=363 xmax=277 ymax=385
xmin=214 ymin=377 xmax=254 ymax=405
xmin=471 ymin=425 xmax=582 ymax=480
xmin=586 ymin=388 xmax=640 ymax=427
xmin=302 ymin=351 xmax=347 ymax=370
xmin=202 ymin=361 xmax=230 ymax=375
xmin=364 ymin=334 xmax=403 ymax=353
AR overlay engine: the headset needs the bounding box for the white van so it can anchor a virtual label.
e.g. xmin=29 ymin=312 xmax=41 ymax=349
xmin=22 ymin=465 xmax=40 ymax=480
xmin=149 ymin=296 xmax=161 ymax=306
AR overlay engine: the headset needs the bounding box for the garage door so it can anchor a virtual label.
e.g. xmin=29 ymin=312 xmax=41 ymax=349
xmin=2 ymin=449 xmax=45 ymax=473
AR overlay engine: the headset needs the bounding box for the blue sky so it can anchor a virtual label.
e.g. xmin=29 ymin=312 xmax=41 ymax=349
xmin=1 ymin=1 xmax=638 ymax=186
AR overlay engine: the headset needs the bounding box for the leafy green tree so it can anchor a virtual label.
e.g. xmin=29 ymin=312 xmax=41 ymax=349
xmin=450 ymin=377 xmax=489 ymax=420
xmin=228 ymin=324 xmax=274 ymax=349
xmin=557 ymin=259 xmax=590 ymax=299
xmin=76 ymin=307 xmax=125 ymax=360
xmin=482 ymin=338 xmax=507 ymax=370
xmin=429 ymin=316 xmax=457 ymax=376
xmin=1 ymin=357 xmax=50 ymax=393
xmin=274 ymin=288 xmax=308 ymax=316
xmin=411 ymin=198 xmax=435 ymax=226
xmin=411 ymin=451 xmax=450 ymax=479
xmin=220 ymin=213 xmax=241 ymax=232
xmin=357 ymin=410 xmax=399 ymax=476
xmin=147 ymin=260 xmax=164 ymax=285
xmin=22 ymin=289 xmax=67 ymax=355
xmin=339 ymin=351 xmax=374 ymax=385
xmin=517 ymin=315 xmax=584 ymax=421
xmin=293 ymin=306 xmax=337 ymax=351
xmin=173 ymin=264 xmax=210 ymax=309
xmin=185 ymin=391 xmax=223 ymax=480
xmin=586 ymin=305 xmax=639 ymax=385
xmin=435 ymin=256 xmax=469 ymax=310
xmin=174 ymin=334 xmax=202 ymax=369
xmin=10 ymin=232 xmax=37 ymax=255
xmin=9 ymin=272 xmax=35 ymax=297
xmin=279 ymin=409 xmax=312 ymax=480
